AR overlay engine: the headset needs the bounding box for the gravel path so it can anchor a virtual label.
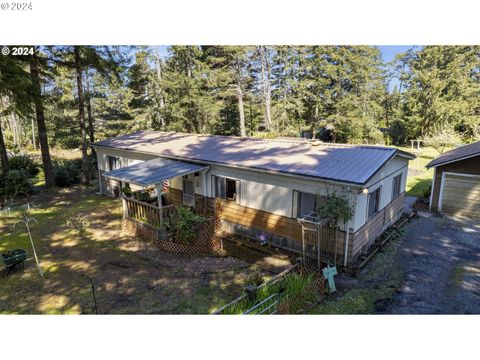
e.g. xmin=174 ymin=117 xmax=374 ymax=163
xmin=384 ymin=215 xmax=480 ymax=314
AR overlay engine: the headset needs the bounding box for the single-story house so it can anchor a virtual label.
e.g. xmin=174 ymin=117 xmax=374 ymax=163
xmin=92 ymin=131 xmax=415 ymax=267
xmin=426 ymin=140 xmax=480 ymax=222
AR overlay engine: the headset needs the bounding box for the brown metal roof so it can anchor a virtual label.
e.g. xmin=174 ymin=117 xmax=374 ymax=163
xmin=93 ymin=131 xmax=415 ymax=185
xmin=426 ymin=141 xmax=480 ymax=168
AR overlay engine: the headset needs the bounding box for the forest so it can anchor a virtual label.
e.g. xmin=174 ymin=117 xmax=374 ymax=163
xmin=0 ymin=45 xmax=479 ymax=191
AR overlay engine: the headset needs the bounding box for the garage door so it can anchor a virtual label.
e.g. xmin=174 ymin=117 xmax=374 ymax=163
xmin=440 ymin=173 xmax=480 ymax=220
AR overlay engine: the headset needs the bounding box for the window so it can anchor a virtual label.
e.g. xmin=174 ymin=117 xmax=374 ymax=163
xmin=367 ymin=187 xmax=381 ymax=219
xmin=108 ymin=156 xmax=120 ymax=171
xmin=295 ymin=191 xmax=328 ymax=218
xmin=214 ymin=176 xmax=239 ymax=202
xmin=392 ymin=174 xmax=402 ymax=199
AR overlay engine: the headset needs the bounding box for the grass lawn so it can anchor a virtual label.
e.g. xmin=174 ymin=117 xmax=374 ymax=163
xmin=397 ymin=145 xmax=444 ymax=198
xmin=0 ymin=184 xmax=265 ymax=314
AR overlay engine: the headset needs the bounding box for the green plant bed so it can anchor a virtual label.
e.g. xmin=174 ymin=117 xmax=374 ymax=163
xmin=221 ymin=271 xmax=320 ymax=315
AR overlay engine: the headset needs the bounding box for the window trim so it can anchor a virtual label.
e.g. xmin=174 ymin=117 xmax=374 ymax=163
xmin=366 ymin=186 xmax=381 ymax=220
xmin=107 ymin=156 xmax=120 ymax=171
xmin=391 ymin=173 xmax=402 ymax=200
xmin=214 ymin=175 xmax=240 ymax=203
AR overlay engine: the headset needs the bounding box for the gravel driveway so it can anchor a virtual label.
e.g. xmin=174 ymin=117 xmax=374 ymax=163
xmin=385 ymin=214 xmax=480 ymax=314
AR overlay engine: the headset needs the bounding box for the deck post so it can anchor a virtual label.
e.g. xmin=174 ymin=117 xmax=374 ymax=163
xmin=156 ymin=183 xmax=163 ymax=230
xmin=121 ymin=181 xmax=126 ymax=219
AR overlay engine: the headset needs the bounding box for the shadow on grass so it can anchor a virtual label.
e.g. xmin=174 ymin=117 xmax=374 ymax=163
xmin=407 ymin=177 xmax=432 ymax=198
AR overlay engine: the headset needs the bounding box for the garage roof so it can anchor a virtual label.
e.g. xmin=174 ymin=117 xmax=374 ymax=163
xmin=426 ymin=141 xmax=480 ymax=168
xmin=94 ymin=131 xmax=415 ymax=186
xmin=103 ymin=157 xmax=208 ymax=187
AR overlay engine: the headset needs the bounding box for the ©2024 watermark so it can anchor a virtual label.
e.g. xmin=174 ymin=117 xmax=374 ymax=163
xmin=1 ymin=46 xmax=35 ymax=56
xmin=1 ymin=2 xmax=32 ymax=11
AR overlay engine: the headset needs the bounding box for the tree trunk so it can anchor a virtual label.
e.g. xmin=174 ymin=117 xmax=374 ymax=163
xmin=74 ymin=46 xmax=90 ymax=185
xmin=85 ymin=73 xmax=95 ymax=157
xmin=31 ymin=117 xmax=36 ymax=150
xmin=155 ymin=48 xmax=165 ymax=129
xmin=259 ymin=46 xmax=273 ymax=131
xmin=29 ymin=53 xmax=55 ymax=188
xmin=235 ymin=85 xmax=246 ymax=137
xmin=0 ymin=122 xmax=9 ymax=173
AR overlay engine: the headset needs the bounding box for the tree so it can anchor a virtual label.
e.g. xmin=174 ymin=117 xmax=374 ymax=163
xmin=28 ymin=50 xmax=55 ymax=188
xmin=74 ymin=46 xmax=90 ymax=185
xmin=0 ymin=55 xmax=34 ymax=173
xmin=423 ymin=125 xmax=462 ymax=154
xmin=400 ymin=46 xmax=480 ymax=139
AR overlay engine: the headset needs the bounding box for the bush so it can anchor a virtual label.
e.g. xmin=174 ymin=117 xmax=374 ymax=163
xmin=0 ymin=169 xmax=33 ymax=197
xmin=53 ymin=168 xmax=71 ymax=187
xmin=176 ymin=207 xmax=207 ymax=245
xmin=8 ymin=155 xmax=39 ymax=177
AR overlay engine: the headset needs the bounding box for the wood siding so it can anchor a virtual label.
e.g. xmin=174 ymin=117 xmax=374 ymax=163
xmin=430 ymin=155 xmax=480 ymax=211
xmin=351 ymin=192 xmax=405 ymax=260
xmin=216 ymin=198 xmax=349 ymax=259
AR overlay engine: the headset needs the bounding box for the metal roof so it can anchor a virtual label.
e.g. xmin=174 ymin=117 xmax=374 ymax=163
xmin=94 ymin=131 xmax=415 ymax=186
xmin=426 ymin=141 xmax=480 ymax=168
xmin=103 ymin=157 xmax=209 ymax=187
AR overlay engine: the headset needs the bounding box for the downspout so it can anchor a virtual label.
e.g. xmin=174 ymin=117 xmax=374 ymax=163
xmin=343 ymin=220 xmax=350 ymax=268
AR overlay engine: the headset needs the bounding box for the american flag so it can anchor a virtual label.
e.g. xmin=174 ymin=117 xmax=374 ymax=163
xmin=162 ymin=180 xmax=169 ymax=192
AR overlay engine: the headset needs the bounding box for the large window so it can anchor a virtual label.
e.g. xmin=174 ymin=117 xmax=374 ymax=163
xmin=392 ymin=174 xmax=402 ymax=199
xmin=108 ymin=156 xmax=120 ymax=171
xmin=367 ymin=187 xmax=381 ymax=219
xmin=214 ymin=176 xmax=239 ymax=202
xmin=295 ymin=191 xmax=327 ymax=218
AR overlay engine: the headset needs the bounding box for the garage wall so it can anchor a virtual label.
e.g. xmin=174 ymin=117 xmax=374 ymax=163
xmin=430 ymin=155 xmax=480 ymax=211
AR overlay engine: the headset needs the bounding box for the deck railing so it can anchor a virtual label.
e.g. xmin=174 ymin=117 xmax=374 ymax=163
xmin=122 ymin=196 xmax=177 ymax=230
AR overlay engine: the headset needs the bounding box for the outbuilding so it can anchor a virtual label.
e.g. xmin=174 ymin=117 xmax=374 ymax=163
xmin=427 ymin=141 xmax=480 ymax=222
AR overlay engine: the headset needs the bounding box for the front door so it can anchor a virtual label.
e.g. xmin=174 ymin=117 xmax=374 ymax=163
xmin=183 ymin=177 xmax=195 ymax=206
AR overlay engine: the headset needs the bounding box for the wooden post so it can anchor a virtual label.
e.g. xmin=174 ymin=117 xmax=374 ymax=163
xmin=202 ymin=170 xmax=208 ymax=213
xmin=156 ymin=183 xmax=163 ymax=230
xmin=301 ymin=225 xmax=306 ymax=265
xmin=317 ymin=225 xmax=321 ymax=270
xmin=121 ymin=181 xmax=126 ymax=220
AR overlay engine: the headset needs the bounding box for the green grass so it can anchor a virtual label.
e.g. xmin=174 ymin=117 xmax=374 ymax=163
xmin=396 ymin=145 xmax=448 ymax=198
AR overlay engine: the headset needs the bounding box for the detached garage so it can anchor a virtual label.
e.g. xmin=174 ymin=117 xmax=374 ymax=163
xmin=427 ymin=141 xmax=480 ymax=222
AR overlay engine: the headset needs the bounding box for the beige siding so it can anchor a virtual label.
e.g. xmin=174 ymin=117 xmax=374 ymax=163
xmin=353 ymin=156 xmax=409 ymax=231
xmin=430 ymin=156 xmax=480 ymax=212
xmin=440 ymin=174 xmax=480 ymax=220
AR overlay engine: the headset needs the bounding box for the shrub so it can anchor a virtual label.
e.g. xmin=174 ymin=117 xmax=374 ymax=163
xmin=133 ymin=191 xmax=151 ymax=202
xmin=0 ymin=169 xmax=33 ymax=197
xmin=53 ymin=168 xmax=71 ymax=187
xmin=52 ymin=158 xmax=84 ymax=186
xmin=176 ymin=207 xmax=206 ymax=245
xmin=8 ymin=154 xmax=39 ymax=177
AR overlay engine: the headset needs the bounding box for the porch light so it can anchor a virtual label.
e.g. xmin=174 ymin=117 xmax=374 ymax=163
xmin=362 ymin=188 xmax=369 ymax=194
